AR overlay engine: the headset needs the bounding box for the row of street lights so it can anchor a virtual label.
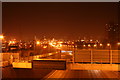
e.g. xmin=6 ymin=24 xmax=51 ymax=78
xmin=1 ymin=35 xmax=120 ymax=49
xmin=82 ymin=43 xmax=120 ymax=48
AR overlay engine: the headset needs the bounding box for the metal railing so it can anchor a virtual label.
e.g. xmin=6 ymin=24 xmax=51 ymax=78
xmin=73 ymin=50 xmax=120 ymax=64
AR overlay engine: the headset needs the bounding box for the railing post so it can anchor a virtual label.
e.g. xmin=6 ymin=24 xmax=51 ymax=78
xmin=110 ymin=50 xmax=112 ymax=64
xmin=73 ymin=50 xmax=75 ymax=64
xmin=90 ymin=49 xmax=93 ymax=64
xmin=109 ymin=45 xmax=112 ymax=64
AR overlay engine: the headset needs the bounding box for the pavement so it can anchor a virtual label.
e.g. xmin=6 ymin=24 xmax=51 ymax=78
xmin=44 ymin=69 xmax=120 ymax=79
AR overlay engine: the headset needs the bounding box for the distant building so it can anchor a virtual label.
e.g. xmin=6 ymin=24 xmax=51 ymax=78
xmin=118 ymin=1 xmax=120 ymax=49
xmin=118 ymin=1 xmax=120 ymax=42
xmin=105 ymin=22 xmax=119 ymax=49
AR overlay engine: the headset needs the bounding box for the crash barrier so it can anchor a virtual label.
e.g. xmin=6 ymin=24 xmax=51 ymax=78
xmin=12 ymin=59 xmax=66 ymax=70
xmin=12 ymin=62 xmax=32 ymax=68
xmin=32 ymin=59 xmax=66 ymax=70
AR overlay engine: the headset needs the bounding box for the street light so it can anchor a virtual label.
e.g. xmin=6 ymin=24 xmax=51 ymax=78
xmin=94 ymin=44 xmax=97 ymax=48
xmin=107 ymin=43 xmax=110 ymax=47
xmin=83 ymin=45 xmax=86 ymax=47
xmin=117 ymin=42 xmax=120 ymax=46
xmin=100 ymin=43 xmax=103 ymax=47
xmin=81 ymin=39 xmax=85 ymax=42
xmin=43 ymin=46 xmax=47 ymax=49
xmin=88 ymin=44 xmax=91 ymax=47
xmin=0 ymin=35 xmax=4 ymax=40
xmin=36 ymin=41 xmax=40 ymax=45
xmin=90 ymin=39 xmax=93 ymax=42
xmin=117 ymin=42 xmax=120 ymax=50
xmin=107 ymin=43 xmax=112 ymax=64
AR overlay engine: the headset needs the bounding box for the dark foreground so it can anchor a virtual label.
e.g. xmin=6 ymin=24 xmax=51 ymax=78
xmin=2 ymin=66 xmax=52 ymax=80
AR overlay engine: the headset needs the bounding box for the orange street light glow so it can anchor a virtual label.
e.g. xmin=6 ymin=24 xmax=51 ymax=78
xmin=9 ymin=41 xmax=12 ymax=44
xmin=59 ymin=44 xmax=62 ymax=47
xmin=88 ymin=44 xmax=91 ymax=47
xmin=72 ymin=42 xmax=74 ymax=44
xmin=58 ymin=41 xmax=63 ymax=44
xmin=90 ymin=39 xmax=93 ymax=42
xmin=75 ymin=45 xmax=77 ymax=47
xmin=81 ymin=40 xmax=84 ymax=42
xmin=9 ymin=41 xmax=16 ymax=44
xmin=94 ymin=44 xmax=97 ymax=47
xmin=100 ymin=43 xmax=103 ymax=46
xmin=43 ymin=46 xmax=47 ymax=48
xmin=107 ymin=43 xmax=110 ymax=46
xmin=117 ymin=42 xmax=120 ymax=46
xmin=83 ymin=45 xmax=86 ymax=47
xmin=12 ymin=41 xmax=15 ymax=44
xmin=36 ymin=41 xmax=40 ymax=45
xmin=69 ymin=53 xmax=72 ymax=55
xmin=0 ymin=35 xmax=4 ymax=39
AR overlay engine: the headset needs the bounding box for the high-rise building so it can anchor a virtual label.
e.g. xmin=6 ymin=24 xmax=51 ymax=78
xmin=118 ymin=1 xmax=120 ymax=42
xmin=105 ymin=22 xmax=119 ymax=49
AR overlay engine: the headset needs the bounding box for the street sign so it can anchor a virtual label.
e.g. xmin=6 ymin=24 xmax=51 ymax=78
xmin=32 ymin=59 xmax=66 ymax=70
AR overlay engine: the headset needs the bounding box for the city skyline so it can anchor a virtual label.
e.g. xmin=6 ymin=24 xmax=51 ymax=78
xmin=2 ymin=2 xmax=119 ymax=40
xmin=1 ymin=2 xmax=120 ymax=79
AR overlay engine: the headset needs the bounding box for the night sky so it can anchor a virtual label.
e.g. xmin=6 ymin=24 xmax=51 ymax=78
xmin=2 ymin=2 xmax=118 ymax=40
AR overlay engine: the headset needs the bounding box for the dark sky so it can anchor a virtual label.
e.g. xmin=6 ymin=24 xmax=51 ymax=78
xmin=2 ymin=2 xmax=118 ymax=40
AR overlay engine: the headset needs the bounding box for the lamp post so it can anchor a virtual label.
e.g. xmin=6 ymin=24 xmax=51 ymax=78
xmin=36 ymin=41 xmax=41 ymax=54
xmin=100 ymin=43 xmax=103 ymax=49
xmin=94 ymin=44 xmax=97 ymax=49
xmin=87 ymin=44 xmax=93 ymax=64
xmin=107 ymin=43 xmax=112 ymax=64
xmin=117 ymin=42 xmax=120 ymax=50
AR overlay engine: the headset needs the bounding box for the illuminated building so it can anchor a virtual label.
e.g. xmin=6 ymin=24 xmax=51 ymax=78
xmin=105 ymin=22 xmax=119 ymax=49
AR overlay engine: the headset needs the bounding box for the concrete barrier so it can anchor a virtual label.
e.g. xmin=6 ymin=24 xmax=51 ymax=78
xmin=12 ymin=62 xmax=32 ymax=68
xmin=32 ymin=59 xmax=67 ymax=70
